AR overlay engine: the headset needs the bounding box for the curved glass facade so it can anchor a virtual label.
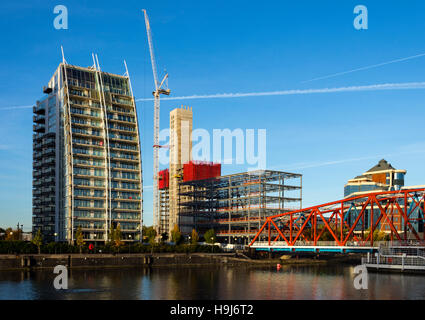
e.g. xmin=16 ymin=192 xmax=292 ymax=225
xmin=33 ymin=64 xmax=143 ymax=243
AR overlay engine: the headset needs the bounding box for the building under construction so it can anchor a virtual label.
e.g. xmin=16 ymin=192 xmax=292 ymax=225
xmin=157 ymin=106 xmax=302 ymax=242
xmin=159 ymin=161 xmax=302 ymax=243
xmin=178 ymin=169 xmax=302 ymax=244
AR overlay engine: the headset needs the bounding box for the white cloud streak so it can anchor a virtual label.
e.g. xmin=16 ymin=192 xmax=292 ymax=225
xmin=0 ymin=105 xmax=33 ymax=111
xmin=5 ymin=81 xmax=425 ymax=110
xmin=301 ymin=52 xmax=425 ymax=83
xmin=270 ymin=148 xmax=425 ymax=172
xmin=136 ymin=81 xmax=425 ymax=102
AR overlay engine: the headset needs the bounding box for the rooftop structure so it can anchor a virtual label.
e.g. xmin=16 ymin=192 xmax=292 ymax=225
xmin=344 ymin=159 xmax=406 ymax=198
xmin=344 ymin=159 xmax=411 ymax=233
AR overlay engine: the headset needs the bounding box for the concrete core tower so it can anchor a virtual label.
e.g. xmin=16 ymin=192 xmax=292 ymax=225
xmin=169 ymin=106 xmax=192 ymax=235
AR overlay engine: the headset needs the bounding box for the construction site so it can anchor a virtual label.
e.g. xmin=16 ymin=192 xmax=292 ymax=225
xmin=142 ymin=10 xmax=424 ymax=247
xmin=155 ymin=106 xmax=303 ymax=243
xmin=141 ymin=10 xmax=303 ymax=243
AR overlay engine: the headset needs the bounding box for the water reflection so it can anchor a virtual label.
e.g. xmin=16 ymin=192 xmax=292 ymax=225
xmin=0 ymin=265 xmax=424 ymax=300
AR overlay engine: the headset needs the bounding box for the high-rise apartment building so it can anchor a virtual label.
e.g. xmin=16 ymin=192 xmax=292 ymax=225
xmin=32 ymin=62 xmax=143 ymax=243
xmin=168 ymin=106 xmax=192 ymax=235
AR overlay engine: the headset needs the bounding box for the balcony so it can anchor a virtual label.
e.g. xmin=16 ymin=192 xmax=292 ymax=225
xmin=42 ymin=196 xmax=56 ymax=204
xmin=33 ymin=123 xmax=45 ymax=133
xmin=33 ymin=114 xmax=45 ymax=124
xmin=33 ymin=151 xmax=42 ymax=160
xmin=42 ymin=148 xmax=55 ymax=156
xmin=42 ymin=138 xmax=55 ymax=147
xmin=43 ymin=86 xmax=53 ymax=94
xmin=33 ymin=132 xmax=44 ymax=141
xmin=68 ymin=89 xmax=90 ymax=99
xmin=33 ymin=104 xmax=45 ymax=115
xmin=111 ymin=97 xmax=133 ymax=106
xmin=42 ymin=186 xmax=55 ymax=194
xmin=42 ymin=167 xmax=55 ymax=175
xmin=33 ymin=180 xmax=42 ymax=187
xmin=33 ymin=141 xmax=42 ymax=150
xmin=33 ymin=170 xmax=42 ymax=178
xmin=42 ymin=158 xmax=55 ymax=166
xmin=43 ymin=177 xmax=55 ymax=184
xmin=33 ymin=159 xmax=43 ymax=168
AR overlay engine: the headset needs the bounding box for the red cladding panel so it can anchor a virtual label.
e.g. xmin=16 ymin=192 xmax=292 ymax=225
xmin=158 ymin=169 xmax=169 ymax=189
xmin=183 ymin=161 xmax=221 ymax=182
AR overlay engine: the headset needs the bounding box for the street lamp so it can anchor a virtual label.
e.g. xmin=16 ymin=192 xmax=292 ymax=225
xmin=128 ymin=234 xmax=132 ymax=253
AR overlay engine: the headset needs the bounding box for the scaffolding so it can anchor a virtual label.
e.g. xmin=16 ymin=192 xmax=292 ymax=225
xmin=178 ymin=170 xmax=302 ymax=243
xmin=159 ymin=188 xmax=169 ymax=236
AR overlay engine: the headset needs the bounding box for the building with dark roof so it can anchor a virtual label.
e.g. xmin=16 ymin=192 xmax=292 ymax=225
xmin=344 ymin=159 xmax=411 ymax=234
xmin=344 ymin=159 xmax=406 ymax=198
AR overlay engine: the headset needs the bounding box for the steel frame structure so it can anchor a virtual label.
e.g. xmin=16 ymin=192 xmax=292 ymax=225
xmin=178 ymin=170 xmax=302 ymax=241
xmin=249 ymin=188 xmax=425 ymax=247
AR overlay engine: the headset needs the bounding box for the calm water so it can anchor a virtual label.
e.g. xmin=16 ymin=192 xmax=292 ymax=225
xmin=0 ymin=265 xmax=424 ymax=300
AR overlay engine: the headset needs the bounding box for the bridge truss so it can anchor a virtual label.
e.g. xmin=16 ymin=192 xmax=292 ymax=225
xmin=249 ymin=188 xmax=425 ymax=248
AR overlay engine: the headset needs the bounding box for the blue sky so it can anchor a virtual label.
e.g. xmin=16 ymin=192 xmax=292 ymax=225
xmin=1 ymin=0 xmax=425 ymax=230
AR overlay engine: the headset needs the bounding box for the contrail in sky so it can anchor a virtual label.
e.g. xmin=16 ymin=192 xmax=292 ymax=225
xmin=4 ymin=81 xmax=425 ymax=110
xmin=301 ymin=52 xmax=425 ymax=83
xmin=0 ymin=105 xmax=32 ymax=111
xmin=136 ymin=81 xmax=425 ymax=102
xmin=270 ymin=148 xmax=425 ymax=172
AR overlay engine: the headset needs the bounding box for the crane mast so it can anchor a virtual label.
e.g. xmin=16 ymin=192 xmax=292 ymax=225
xmin=142 ymin=9 xmax=170 ymax=235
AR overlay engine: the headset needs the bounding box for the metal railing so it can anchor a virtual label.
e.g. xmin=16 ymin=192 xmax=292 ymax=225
xmin=251 ymin=240 xmax=389 ymax=247
xmin=362 ymin=255 xmax=425 ymax=267
xmin=251 ymin=240 xmax=425 ymax=248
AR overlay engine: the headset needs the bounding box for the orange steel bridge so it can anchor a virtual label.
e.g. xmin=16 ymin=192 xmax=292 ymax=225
xmin=248 ymin=188 xmax=425 ymax=252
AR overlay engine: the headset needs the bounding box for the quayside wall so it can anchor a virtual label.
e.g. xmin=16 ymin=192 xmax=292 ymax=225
xmin=0 ymin=253 xmax=255 ymax=270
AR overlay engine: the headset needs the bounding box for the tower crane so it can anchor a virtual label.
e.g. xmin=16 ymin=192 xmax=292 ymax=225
xmin=142 ymin=9 xmax=170 ymax=234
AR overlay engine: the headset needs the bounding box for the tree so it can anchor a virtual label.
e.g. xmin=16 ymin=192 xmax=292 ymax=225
xmin=31 ymin=229 xmax=43 ymax=254
xmin=4 ymin=228 xmax=13 ymax=241
xmin=107 ymin=224 xmax=123 ymax=252
xmin=315 ymin=226 xmax=335 ymax=241
xmin=171 ymin=224 xmax=182 ymax=244
xmin=114 ymin=224 xmax=124 ymax=252
xmin=0 ymin=227 xmax=6 ymax=240
xmin=204 ymin=229 xmax=216 ymax=244
xmin=145 ymin=226 xmax=157 ymax=244
xmin=75 ymin=226 xmax=85 ymax=254
xmin=161 ymin=232 xmax=168 ymax=242
xmin=108 ymin=224 xmax=115 ymax=245
xmin=191 ymin=229 xmax=199 ymax=245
